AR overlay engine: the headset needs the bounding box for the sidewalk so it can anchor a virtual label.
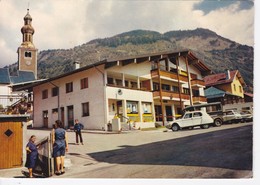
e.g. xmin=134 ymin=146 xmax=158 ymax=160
xmin=0 ymin=127 xmax=165 ymax=178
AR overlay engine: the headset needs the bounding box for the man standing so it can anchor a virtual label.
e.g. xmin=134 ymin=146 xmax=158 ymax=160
xmin=74 ymin=119 xmax=84 ymax=145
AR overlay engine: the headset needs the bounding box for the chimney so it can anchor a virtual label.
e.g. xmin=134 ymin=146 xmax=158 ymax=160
xmin=73 ymin=61 xmax=80 ymax=70
xmin=226 ymin=70 xmax=231 ymax=80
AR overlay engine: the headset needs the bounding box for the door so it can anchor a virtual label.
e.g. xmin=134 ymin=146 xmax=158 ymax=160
xmin=192 ymin=112 xmax=202 ymax=126
xmin=224 ymin=111 xmax=233 ymax=122
xmin=67 ymin=105 xmax=74 ymax=128
xmin=0 ymin=121 xmax=23 ymax=168
xmin=117 ymin=101 xmax=123 ymax=121
xmin=155 ymin=105 xmax=162 ymax=121
xmin=60 ymin=107 xmax=65 ymax=126
xmin=181 ymin=113 xmax=193 ymax=127
xmin=165 ymin=106 xmax=173 ymax=121
xmin=43 ymin=110 xmax=48 ymax=128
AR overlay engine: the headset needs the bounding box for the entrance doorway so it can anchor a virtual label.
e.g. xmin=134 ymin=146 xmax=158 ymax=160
xmin=117 ymin=101 xmax=123 ymax=121
xmin=155 ymin=105 xmax=162 ymax=121
xmin=165 ymin=106 xmax=173 ymax=121
xmin=43 ymin=110 xmax=48 ymax=128
xmin=60 ymin=107 xmax=64 ymax=126
xmin=67 ymin=105 xmax=74 ymax=128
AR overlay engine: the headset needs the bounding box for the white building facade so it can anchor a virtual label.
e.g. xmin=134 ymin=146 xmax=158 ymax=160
xmin=31 ymin=50 xmax=211 ymax=130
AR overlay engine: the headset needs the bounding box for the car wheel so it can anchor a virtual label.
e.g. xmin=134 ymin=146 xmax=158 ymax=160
xmin=171 ymin=124 xmax=179 ymax=131
xmin=214 ymin=118 xmax=222 ymax=127
xmin=201 ymin=124 xmax=209 ymax=129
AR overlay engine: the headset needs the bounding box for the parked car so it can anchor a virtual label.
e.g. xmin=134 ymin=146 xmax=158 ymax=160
xmin=240 ymin=110 xmax=253 ymax=122
xmin=222 ymin=110 xmax=242 ymax=123
xmin=166 ymin=110 xmax=214 ymax=131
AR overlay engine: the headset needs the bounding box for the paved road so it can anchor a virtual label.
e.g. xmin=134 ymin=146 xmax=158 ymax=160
xmin=0 ymin=122 xmax=253 ymax=178
xmin=60 ymin=123 xmax=252 ymax=178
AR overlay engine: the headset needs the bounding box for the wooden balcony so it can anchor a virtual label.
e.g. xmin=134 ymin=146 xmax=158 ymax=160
xmin=151 ymin=70 xmax=188 ymax=82
xmin=193 ymin=96 xmax=207 ymax=103
xmin=153 ymin=91 xmax=190 ymax=100
xmin=191 ymin=79 xmax=205 ymax=87
xmin=106 ymin=83 xmax=148 ymax=91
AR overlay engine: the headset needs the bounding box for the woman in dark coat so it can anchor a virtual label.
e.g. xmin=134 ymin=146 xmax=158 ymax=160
xmin=25 ymin=135 xmax=38 ymax=178
xmin=52 ymin=120 xmax=68 ymax=175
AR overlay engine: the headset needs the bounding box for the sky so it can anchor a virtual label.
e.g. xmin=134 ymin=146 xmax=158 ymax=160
xmin=0 ymin=0 xmax=255 ymax=68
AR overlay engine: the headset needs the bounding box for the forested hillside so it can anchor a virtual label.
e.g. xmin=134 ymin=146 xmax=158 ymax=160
xmin=7 ymin=28 xmax=254 ymax=91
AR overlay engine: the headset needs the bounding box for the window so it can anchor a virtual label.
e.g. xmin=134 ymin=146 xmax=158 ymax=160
xmin=151 ymin=61 xmax=157 ymax=70
xmin=172 ymin=86 xmax=179 ymax=93
xmin=107 ymin=77 xmax=114 ymax=85
xmin=81 ymin=77 xmax=89 ymax=89
xmin=82 ymin=102 xmax=89 ymax=117
xmin=184 ymin=113 xmax=192 ymax=119
xmin=42 ymin=89 xmax=48 ymax=99
xmin=193 ymin=89 xmax=200 ymax=97
xmin=226 ymin=111 xmax=233 ymax=115
xmin=125 ymin=80 xmax=129 ymax=87
xmin=153 ymin=82 xmax=159 ymax=91
xmin=127 ymin=101 xmax=138 ymax=114
xmin=142 ymin=102 xmax=152 ymax=114
xmin=233 ymin=84 xmax=236 ymax=91
xmin=116 ymin=79 xmax=123 ymax=86
xmin=52 ymin=87 xmax=59 ymax=97
xmin=52 ymin=108 xmax=58 ymax=114
xmin=131 ymin=81 xmax=138 ymax=88
xmin=162 ymin=84 xmax=170 ymax=91
xmin=66 ymin=82 xmax=73 ymax=93
xmin=193 ymin=112 xmax=202 ymax=117
xmin=183 ymin=88 xmax=190 ymax=95
xmin=25 ymin=51 xmax=32 ymax=58
xmin=239 ymin=86 xmax=242 ymax=93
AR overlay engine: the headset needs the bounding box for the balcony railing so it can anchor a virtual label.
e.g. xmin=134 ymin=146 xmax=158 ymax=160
xmin=193 ymin=96 xmax=207 ymax=103
xmin=106 ymin=83 xmax=148 ymax=91
xmin=153 ymin=91 xmax=190 ymax=100
xmin=151 ymin=70 xmax=188 ymax=82
xmin=191 ymin=79 xmax=205 ymax=87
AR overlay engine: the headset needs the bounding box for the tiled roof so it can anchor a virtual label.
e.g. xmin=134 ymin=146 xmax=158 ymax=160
xmin=204 ymin=70 xmax=238 ymax=86
xmin=0 ymin=68 xmax=11 ymax=84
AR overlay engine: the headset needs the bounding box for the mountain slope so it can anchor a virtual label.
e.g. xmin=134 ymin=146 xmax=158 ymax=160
xmin=35 ymin=28 xmax=254 ymax=91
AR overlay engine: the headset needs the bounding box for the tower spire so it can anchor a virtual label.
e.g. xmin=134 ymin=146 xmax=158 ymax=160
xmin=20 ymin=8 xmax=34 ymax=47
xmin=17 ymin=8 xmax=38 ymax=79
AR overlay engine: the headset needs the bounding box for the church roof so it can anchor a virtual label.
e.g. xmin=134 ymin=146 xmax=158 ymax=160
xmin=10 ymin=70 xmax=36 ymax=84
xmin=0 ymin=68 xmax=36 ymax=85
xmin=0 ymin=68 xmax=11 ymax=84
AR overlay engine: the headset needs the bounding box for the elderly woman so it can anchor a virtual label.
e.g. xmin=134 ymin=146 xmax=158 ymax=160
xmin=52 ymin=120 xmax=68 ymax=175
xmin=25 ymin=135 xmax=38 ymax=178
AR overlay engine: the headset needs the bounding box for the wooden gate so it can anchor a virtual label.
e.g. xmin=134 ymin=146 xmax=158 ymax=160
xmin=0 ymin=120 xmax=23 ymax=169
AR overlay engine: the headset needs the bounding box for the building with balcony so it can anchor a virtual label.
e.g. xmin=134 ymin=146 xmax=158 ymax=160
xmin=204 ymin=70 xmax=253 ymax=112
xmin=21 ymin=50 xmax=211 ymax=130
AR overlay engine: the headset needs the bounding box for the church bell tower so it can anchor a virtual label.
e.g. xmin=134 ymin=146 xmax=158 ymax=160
xmin=17 ymin=9 xmax=38 ymax=78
